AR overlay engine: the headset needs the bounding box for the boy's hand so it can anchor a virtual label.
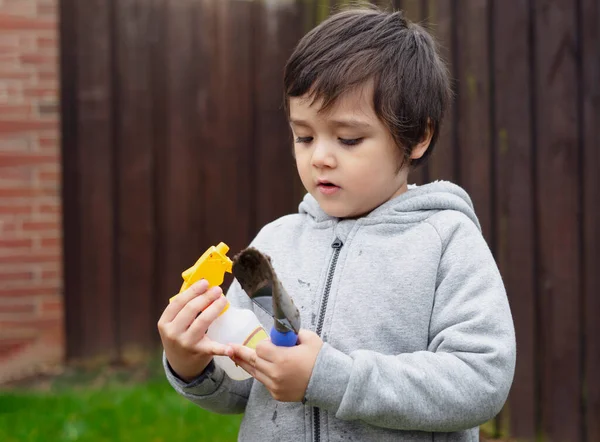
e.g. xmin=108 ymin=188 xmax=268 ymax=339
xmin=229 ymin=329 xmax=323 ymax=402
xmin=157 ymin=280 xmax=233 ymax=382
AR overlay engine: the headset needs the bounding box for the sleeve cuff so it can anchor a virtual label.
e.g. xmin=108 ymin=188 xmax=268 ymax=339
xmin=304 ymin=343 xmax=353 ymax=412
xmin=163 ymin=353 xmax=225 ymax=396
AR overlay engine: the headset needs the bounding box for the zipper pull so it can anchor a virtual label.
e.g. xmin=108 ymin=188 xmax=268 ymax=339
xmin=331 ymin=238 xmax=343 ymax=249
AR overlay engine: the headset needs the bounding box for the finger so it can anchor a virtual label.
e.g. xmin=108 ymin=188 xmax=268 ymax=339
xmin=297 ymin=329 xmax=318 ymax=345
xmin=159 ymin=279 xmax=209 ymax=324
xmin=230 ymin=354 xmax=273 ymax=388
xmin=171 ymin=286 xmax=223 ymax=334
xmin=229 ymin=343 xmax=258 ymax=366
xmin=230 ymin=344 xmax=274 ymax=373
xmin=183 ymin=292 xmax=228 ymax=338
xmin=255 ymin=339 xmax=279 ymax=363
xmin=197 ymin=337 xmax=234 ymax=358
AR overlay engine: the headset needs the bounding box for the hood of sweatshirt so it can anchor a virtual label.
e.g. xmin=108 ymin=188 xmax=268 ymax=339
xmin=298 ymin=180 xmax=481 ymax=231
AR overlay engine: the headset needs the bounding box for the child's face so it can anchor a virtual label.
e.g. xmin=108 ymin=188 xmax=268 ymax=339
xmin=289 ymin=83 xmax=410 ymax=218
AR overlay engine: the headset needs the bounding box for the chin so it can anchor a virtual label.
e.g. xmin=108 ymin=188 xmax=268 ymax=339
xmin=320 ymin=201 xmax=360 ymax=219
xmin=312 ymin=197 xmax=343 ymax=218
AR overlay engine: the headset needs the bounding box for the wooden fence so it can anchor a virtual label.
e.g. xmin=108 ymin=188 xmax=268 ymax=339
xmin=59 ymin=0 xmax=599 ymax=441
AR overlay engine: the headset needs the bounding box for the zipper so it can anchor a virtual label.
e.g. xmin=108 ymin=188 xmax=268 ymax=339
xmin=313 ymin=237 xmax=343 ymax=442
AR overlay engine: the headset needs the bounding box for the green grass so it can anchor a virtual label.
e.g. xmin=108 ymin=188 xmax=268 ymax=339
xmin=0 ymin=353 xmax=509 ymax=442
xmin=0 ymin=356 xmax=243 ymax=442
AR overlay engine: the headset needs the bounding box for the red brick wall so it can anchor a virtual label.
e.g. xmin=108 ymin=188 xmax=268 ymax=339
xmin=0 ymin=0 xmax=63 ymax=383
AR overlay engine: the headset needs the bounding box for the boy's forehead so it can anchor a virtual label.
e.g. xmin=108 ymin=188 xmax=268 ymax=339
xmin=288 ymin=83 xmax=376 ymax=123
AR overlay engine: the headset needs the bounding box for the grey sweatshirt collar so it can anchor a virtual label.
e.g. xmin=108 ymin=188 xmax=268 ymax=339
xmin=298 ymin=180 xmax=481 ymax=231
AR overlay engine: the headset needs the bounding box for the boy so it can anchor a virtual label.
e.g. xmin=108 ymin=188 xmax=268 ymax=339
xmin=158 ymin=6 xmax=516 ymax=442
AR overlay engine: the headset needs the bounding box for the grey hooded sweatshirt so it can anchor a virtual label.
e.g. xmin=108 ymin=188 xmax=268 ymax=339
xmin=164 ymin=181 xmax=516 ymax=442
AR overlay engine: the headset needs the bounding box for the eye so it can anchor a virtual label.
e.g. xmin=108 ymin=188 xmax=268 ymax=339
xmin=295 ymin=136 xmax=313 ymax=144
xmin=339 ymin=138 xmax=363 ymax=146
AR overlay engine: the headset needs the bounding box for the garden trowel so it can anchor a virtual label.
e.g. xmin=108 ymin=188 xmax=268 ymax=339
xmin=232 ymin=248 xmax=300 ymax=347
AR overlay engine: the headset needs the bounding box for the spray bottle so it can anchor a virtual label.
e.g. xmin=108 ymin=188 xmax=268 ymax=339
xmin=170 ymin=242 xmax=268 ymax=380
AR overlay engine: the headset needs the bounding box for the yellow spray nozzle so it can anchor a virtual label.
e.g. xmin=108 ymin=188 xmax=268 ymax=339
xmin=169 ymin=242 xmax=233 ymax=302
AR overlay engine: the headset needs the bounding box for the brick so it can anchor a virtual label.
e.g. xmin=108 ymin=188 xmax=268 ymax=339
xmin=38 ymin=102 xmax=58 ymax=116
xmin=0 ymin=205 xmax=31 ymax=216
xmin=0 ymin=14 xmax=56 ymax=31
xmin=40 ymin=237 xmax=60 ymax=248
xmin=0 ymin=187 xmax=56 ymax=198
xmin=0 ymin=220 xmax=20 ymax=233
xmin=36 ymin=36 xmax=56 ymax=49
xmin=1 ymin=2 xmax=37 ymax=17
xmin=37 ymin=136 xmax=57 ymax=148
xmin=0 ymin=318 xmax=61 ymax=328
xmin=37 ymin=171 xmax=60 ymax=186
xmin=40 ymin=297 xmax=62 ymax=314
xmin=0 ymin=42 xmax=19 ymax=55
xmin=0 ymin=285 xmax=58 ymax=297
xmin=0 ymin=35 xmax=20 ymax=45
xmin=0 ymin=84 xmax=22 ymax=100
xmin=0 ymin=167 xmax=33 ymax=182
xmin=40 ymin=269 xmax=60 ymax=280
xmin=0 ymin=270 xmax=34 ymax=282
xmin=0 ymin=70 xmax=35 ymax=80
xmin=0 ymin=253 xmax=59 ymax=264
xmin=0 ymin=120 xmax=58 ymax=135
xmin=37 ymin=202 xmax=59 ymax=214
xmin=0 ymin=53 xmax=19 ymax=65
xmin=0 ymin=104 xmax=33 ymax=117
xmin=23 ymin=87 xmax=58 ymax=98
xmin=21 ymin=220 xmax=59 ymax=232
xmin=0 ymin=324 xmax=38 ymax=338
xmin=0 ymin=152 xmax=57 ymax=167
xmin=0 ymin=340 xmax=35 ymax=361
xmin=0 ymin=204 xmax=31 ymax=215
xmin=37 ymin=71 xmax=56 ymax=82
xmin=0 ymin=301 xmax=36 ymax=315
xmin=20 ymin=53 xmax=57 ymax=66
xmin=36 ymin=2 xmax=57 ymax=18
xmin=19 ymin=35 xmax=37 ymax=50
xmin=0 ymin=136 xmax=33 ymax=152
xmin=0 ymin=237 xmax=33 ymax=249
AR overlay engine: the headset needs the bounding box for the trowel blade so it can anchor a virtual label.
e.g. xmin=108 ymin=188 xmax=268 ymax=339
xmin=250 ymin=284 xmax=297 ymax=332
xmin=232 ymin=248 xmax=301 ymax=334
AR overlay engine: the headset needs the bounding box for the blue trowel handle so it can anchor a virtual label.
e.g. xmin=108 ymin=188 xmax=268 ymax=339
xmin=270 ymin=327 xmax=298 ymax=347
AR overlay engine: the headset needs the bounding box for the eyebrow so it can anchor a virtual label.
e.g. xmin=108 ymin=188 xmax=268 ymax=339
xmin=289 ymin=118 xmax=373 ymax=130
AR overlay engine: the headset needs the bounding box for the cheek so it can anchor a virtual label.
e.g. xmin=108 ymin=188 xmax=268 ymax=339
xmin=294 ymin=149 xmax=311 ymax=179
xmin=348 ymin=151 xmax=400 ymax=193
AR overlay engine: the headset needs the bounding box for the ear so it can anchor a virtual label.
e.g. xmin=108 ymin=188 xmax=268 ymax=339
xmin=410 ymin=120 xmax=434 ymax=160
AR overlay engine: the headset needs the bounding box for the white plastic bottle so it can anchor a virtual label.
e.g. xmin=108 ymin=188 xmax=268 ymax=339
xmin=206 ymin=297 xmax=268 ymax=380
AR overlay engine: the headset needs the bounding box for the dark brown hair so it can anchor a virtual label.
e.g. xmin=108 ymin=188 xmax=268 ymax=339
xmin=283 ymin=5 xmax=452 ymax=167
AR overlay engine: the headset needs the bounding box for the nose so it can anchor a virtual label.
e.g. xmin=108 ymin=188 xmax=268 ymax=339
xmin=310 ymin=140 xmax=337 ymax=169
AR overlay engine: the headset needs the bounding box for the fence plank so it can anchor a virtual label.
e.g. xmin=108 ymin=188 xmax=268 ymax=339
xmin=59 ymin=0 xmax=83 ymax=359
xmin=149 ymin=0 xmax=169 ymax=324
xmin=113 ymin=0 xmax=157 ymax=357
xmin=454 ymin=0 xmax=492 ymax=244
xmin=493 ymin=0 xmax=536 ymax=438
xmin=253 ymin=2 xmax=304 ymax=230
xmin=399 ymin=0 xmax=429 ymax=186
xmin=426 ymin=0 xmax=457 ymax=183
xmin=201 ymin=0 xmax=254 ymax=261
xmin=582 ymin=0 xmax=600 ymax=440
xmin=155 ymin=0 xmax=204 ymax=303
xmin=71 ymin=0 xmax=117 ymax=359
xmin=535 ymin=1 xmax=583 ymax=441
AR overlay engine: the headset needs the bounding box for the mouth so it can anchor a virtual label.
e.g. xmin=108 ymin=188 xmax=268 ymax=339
xmin=316 ymin=180 xmax=341 ymax=195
